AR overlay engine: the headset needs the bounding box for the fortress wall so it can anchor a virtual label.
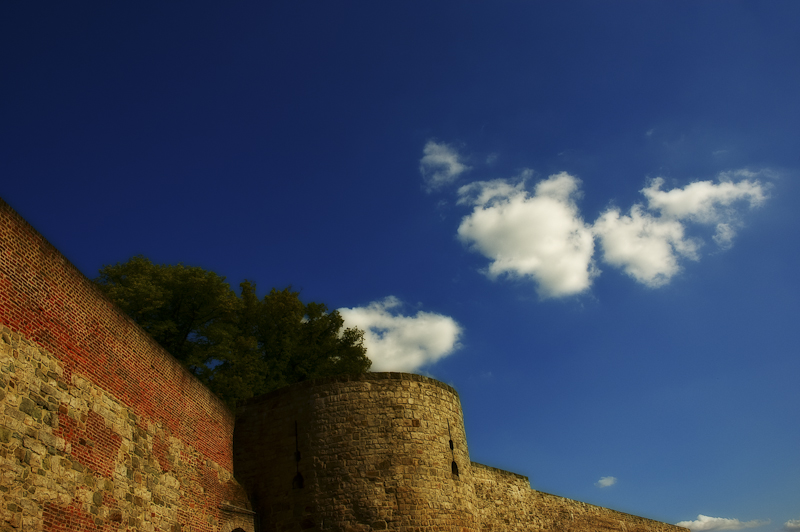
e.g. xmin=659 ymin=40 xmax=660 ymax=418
xmin=471 ymin=462 xmax=537 ymax=530
xmin=0 ymin=199 xmax=253 ymax=531
xmin=234 ymin=373 xmax=479 ymax=532
xmin=472 ymin=462 xmax=688 ymax=532
xmin=524 ymin=490 xmax=687 ymax=532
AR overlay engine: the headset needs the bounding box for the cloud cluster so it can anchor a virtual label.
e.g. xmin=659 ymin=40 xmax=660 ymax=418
xmin=420 ymin=141 xmax=471 ymax=191
xmin=595 ymin=476 xmax=617 ymax=488
xmin=676 ymin=515 xmax=769 ymax=532
xmin=432 ymin=141 xmax=771 ymax=297
xmin=784 ymin=520 xmax=800 ymax=531
xmin=593 ymin=202 xmax=700 ymax=288
xmin=338 ymin=297 xmax=462 ymax=372
xmin=456 ymin=172 xmax=597 ymax=298
xmin=594 ymin=174 xmax=767 ymax=287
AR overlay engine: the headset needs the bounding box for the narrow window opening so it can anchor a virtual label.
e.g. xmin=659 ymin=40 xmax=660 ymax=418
xmin=448 ymin=420 xmax=459 ymax=478
xmin=293 ymin=420 xmax=304 ymax=489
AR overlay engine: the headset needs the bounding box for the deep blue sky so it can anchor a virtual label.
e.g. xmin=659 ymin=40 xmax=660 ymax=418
xmin=2 ymin=2 xmax=799 ymax=529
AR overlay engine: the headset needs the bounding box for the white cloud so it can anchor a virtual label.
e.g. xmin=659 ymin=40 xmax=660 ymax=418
xmin=420 ymin=141 xmax=471 ymax=191
xmin=642 ymin=176 xmax=767 ymax=224
xmin=446 ymin=155 xmax=771 ymax=296
xmin=456 ymin=172 xmax=597 ymax=299
xmin=595 ymin=476 xmax=617 ymax=488
xmin=712 ymin=223 xmax=736 ymax=249
xmin=676 ymin=515 xmax=769 ymax=532
xmin=338 ymin=297 xmax=462 ymax=372
xmin=593 ymin=205 xmax=700 ymax=287
xmin=593 ymin=172 xmax=769 ymax=287
xmin=783 ymin=520 xmax=800 ymax=531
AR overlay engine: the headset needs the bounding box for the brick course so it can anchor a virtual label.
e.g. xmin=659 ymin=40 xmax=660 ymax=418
xmin=0 ymin=199 xmax=253 ymax=531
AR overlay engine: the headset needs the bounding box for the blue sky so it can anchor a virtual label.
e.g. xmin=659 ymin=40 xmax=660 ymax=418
xmin=2 ymin=2 xmax=799 ymax=529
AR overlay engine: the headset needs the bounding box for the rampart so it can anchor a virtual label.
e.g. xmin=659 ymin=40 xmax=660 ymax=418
xmin=0 ymin=197 xmax=688 ymax=532
xmin=0 ymin=199 xmax=254 ymax=531
xmin=234 ymin=373 xmax=479 ymax=531
xmin=235 ymin=373 xmax=688 ymax=532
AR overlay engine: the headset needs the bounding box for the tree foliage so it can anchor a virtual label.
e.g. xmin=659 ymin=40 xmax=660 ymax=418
xmin=94 ymin=255 xmax=371 ymax=407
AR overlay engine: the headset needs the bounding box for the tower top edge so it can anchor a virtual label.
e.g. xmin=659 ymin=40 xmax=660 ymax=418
xmin=239 ymin=372 xmax=460 ymax=407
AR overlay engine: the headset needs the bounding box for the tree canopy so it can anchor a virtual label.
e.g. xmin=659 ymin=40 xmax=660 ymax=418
xmin=94 ymin=255 xmax=371 ymax=407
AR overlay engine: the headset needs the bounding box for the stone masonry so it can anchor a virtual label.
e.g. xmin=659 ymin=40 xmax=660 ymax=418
xmin=0 ymin=197 xmax=688 ymax=532
xmin=235 ymin=372 xmax=688 ymax=532
xmin=235 ymin=373 xmax=479 ymax=532
xmin=0 ymin=199 xmax=253 ymax=532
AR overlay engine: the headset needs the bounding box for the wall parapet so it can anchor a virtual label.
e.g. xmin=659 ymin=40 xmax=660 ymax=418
xmin=471 ymin=461 xmax=531 ymax=484
xmin=238 ymin=371 xmax=460 ymax=409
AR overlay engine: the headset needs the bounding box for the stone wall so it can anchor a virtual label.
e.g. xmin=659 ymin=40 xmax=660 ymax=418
xmin=0 ymin=198 xmax=254 ymax=531
xmin=234 ymin=373 xmax=479 ymax=532
xmin=472 ymin=462 xmax=687 ymax=532
xmin=0 ymin=197 xmax=688 ymax=532
xmin=234 ymin=370 xmax=689 ymax=532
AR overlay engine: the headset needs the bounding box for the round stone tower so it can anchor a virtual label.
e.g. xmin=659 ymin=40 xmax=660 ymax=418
xmin=233 ymin=372 xmax=479 ymax=532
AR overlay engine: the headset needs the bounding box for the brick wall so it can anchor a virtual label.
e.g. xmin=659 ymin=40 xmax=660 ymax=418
xmin=0 ymin=198 xmax=253 ymax=531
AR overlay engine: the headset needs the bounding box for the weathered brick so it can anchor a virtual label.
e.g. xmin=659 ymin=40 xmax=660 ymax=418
xmin=0 ymin=200 xmax=254 ymax=532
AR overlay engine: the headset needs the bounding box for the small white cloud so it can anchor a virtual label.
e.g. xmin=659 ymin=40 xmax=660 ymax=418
xmin=642 ymin=175 xmax=768 ymax=224
xmin=676 ymin=515 xmax=770 ymax=532
xmin=420 ymin=141 xmax=471 ymax=192
xmin=338 ymin=297 xmax=462 ymax=372
xmin=457 ymin=172 xmax=597 ymax=299
xmin=783 ymin=520 xmax=800 ymax=531
xmin=595 ymin=476 xmax=617 ymax=488
xmin=456 ymin=174 xmax=529 ymax=207
xmin=712 ymin=223 xmax=736 ymax=249
xmin=646 ymin=128 xmax=655 ymax=137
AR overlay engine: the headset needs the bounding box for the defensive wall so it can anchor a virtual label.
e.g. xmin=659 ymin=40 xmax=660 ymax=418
xmin=0 ymin=199 xmax=254 ymax=531
xmin=235 ymin=373 xmax=687 ymax=532
xmin=234 ymin=373 xmax=479 ymax=531
xmin=0 ymin=197 xmax=689 ymax=532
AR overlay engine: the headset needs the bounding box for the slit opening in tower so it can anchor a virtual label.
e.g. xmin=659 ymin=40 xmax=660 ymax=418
xmin=447 ymin=419 xmax=459 ymax=477
xmin=292 ymin=420 xmax=304 ymax=488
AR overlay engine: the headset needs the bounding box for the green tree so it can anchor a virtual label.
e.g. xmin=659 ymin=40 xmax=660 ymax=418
xmin=94 ymin=256 xmax=371 ymax=407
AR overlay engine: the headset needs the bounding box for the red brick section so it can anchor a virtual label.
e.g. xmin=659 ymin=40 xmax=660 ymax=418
xmin=42 ymin=496 xmax=125 ymax=532
xmin=54 ymin=410 xmax=123 ymax=478
xmin=151 ymin=430 xmax=172 ymax=472
xmin=43 ymin=500 xmax=104 ymax=532
xmin=0 ymin=198 xmax=252 ymax=530
xmin=0 ymin=198 xmax=232 ymax=469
